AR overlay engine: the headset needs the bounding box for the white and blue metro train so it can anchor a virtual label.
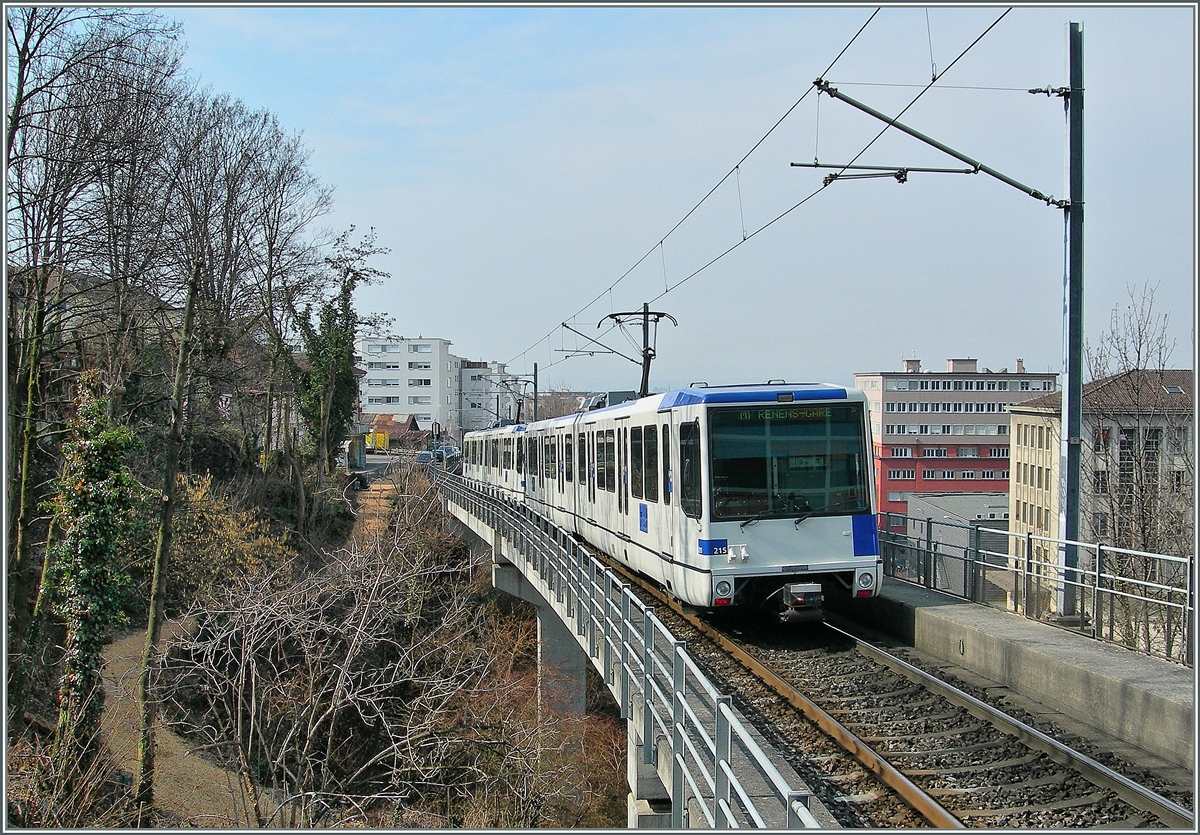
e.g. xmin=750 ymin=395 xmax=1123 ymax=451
xmin=463 ymin=382 xmax=881 ymax=619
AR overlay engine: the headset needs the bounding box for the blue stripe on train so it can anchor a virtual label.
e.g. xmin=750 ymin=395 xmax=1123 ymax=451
xmin=852 ymin=513 xmax=879 ymax=556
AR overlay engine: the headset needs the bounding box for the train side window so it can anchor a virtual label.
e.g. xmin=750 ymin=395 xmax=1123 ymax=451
xmin=662 ymin=426 xmax=671 ymax=505
xmin=565 ymin=433 xmax=573 ymax=482
xmin=644 ymin=425 xmax=658 ymax=502
xmin=623 ymin=427 xmax=631 ymax=512
xmin=578 ymin=434 xmax=587 ymax=488
xmin=605 ymin=429 xmax=616 ymax=492
xmin=587 ymin=431 xmax=595 ymax=501
xmin=516 ymin=436 xmax=523 ymax=473
xmin=529 ymin=437 xmax=538 ymax=479
xmin=491 ymin=439 xmax=499 ymax=470
xmin=594 ymin=432 xmax=603 ymax=492
xmin=621 ymin=427 xmax=628 ymax=506
xmin=679 ymin=420 xmax=701 ymax=518
xmin=630 ymin=427 xmax=643 ymax=499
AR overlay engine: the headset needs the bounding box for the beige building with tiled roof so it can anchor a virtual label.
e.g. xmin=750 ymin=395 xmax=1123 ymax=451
xmin=1008 ymin=369 xmax=1193 ymax=559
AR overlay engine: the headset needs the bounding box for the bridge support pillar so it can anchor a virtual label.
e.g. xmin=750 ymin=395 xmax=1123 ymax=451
xmin=493 ymin=563 xmax=586 ymax=718
xmin=625 ymin=692 xmax=671 ymax=827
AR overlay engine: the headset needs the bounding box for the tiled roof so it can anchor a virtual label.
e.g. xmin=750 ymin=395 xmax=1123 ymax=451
xmin=1012 ymin=369 xmax=1192 ymax=414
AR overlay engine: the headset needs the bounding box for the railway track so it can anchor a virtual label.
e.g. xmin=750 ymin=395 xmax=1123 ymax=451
xmin=605 ymin=559 xmax=1194 ymax=829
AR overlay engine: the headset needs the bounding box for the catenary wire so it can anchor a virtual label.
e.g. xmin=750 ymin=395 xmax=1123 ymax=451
xmin=506 ymin=8 xmax=882 ymax=370
xmin=644 ymin=7 xmax=1012 ymax=304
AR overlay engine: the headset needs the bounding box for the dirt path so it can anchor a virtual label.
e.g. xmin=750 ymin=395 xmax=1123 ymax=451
xmin=101 ymin=625 xmax=255 ymax=827
xmin=100 ymin=475 xmax=399 ymax=827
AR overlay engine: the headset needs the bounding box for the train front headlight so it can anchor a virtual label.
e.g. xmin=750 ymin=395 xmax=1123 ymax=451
xmin=715 ymin=580 xmax=733 ymax=598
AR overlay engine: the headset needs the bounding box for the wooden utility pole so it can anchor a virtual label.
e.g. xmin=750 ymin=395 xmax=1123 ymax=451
xmin=135 ymin=261 xmax=201 ymax=820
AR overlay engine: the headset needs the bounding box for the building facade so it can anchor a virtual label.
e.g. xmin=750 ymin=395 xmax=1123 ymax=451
xmin=357 ymin=336 xmax=519 ymax=440
xmin=854 ymin=358 xmax=1058 ymax=519
xmin=460 ymin=360 xmax=521 ymax=434
xmin=1008 ymin=368 xmax=1193 ymax=557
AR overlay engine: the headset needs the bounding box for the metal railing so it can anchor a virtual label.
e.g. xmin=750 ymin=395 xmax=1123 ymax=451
xmin=437 ymin=472 xmax=820 ymax=829
xmin=879 ymin=513 xmax=1194 ymax=666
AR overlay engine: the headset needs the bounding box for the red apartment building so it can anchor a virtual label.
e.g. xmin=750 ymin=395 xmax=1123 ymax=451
xmin=854 ymin=358 xmax=1058 ymax=521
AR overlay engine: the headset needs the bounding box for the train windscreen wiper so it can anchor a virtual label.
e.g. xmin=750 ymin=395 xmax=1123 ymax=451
xmin=739 ymin=508 xmax=774 ymax=529
xmin=794 ymin=506 xmax=822 ymax=528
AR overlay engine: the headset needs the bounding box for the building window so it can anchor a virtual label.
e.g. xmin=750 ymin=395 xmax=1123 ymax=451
xmin=998 ymin=381 xmax=1008 ymax=390
xmin=941 ymin=470 xmax=955 ymax=479
xmin=887 ymin=491 xmax=905 ymax=502
xmin=409 ymin=344 xmax=432 ymax=353
xmin=957 ymin=446 xmax=978 ymax=458
xmin=982 ymin=470 xmax=996 ymax=479
xmin=1094 ymin=470 xmax=1109 ymax=494
xmin=1020 ymin=381 xmax=1031 ymax=391
xmin=409 ymin=378 xmax=431 ymax=387
xmin=961 ymin=470 xmax=976 ymax=479
xmin=891 ymin=447 xmax=911 ymax=458
xmin=1171 ymin=470 xmax=1187 ymax=492
xmin=409 ymin=361 xmax=431 ymax=370
xmin=999 ymin=470 xmax=1009 ymax=479
xmin=884 ymin=402 xmax=897 ymax=412
xmin=887 ymin=469 xmax=916 ymax=480
xmin=1092 ymin=513 xmax=1109 ymax=537
xmin=989 ymin=447 xmax=1008 ymax=458
xmin=409 ymin=396 xmax=432 ymax=405
xmin=922 ymin=448 xmax=947 ymax=458
xmin=922 ymin=469 xmax=938 ymax=479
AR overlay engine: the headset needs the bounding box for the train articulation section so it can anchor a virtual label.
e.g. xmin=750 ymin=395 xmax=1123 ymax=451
xmin=463 ymin=382 xmax=882 ymax=618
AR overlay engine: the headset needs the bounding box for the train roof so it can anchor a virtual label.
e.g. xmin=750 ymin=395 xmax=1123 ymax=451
xmin=465 ymin=382 xmax=862 ymax=436
xmin=656 ymin=382 xmax=854 ymax=408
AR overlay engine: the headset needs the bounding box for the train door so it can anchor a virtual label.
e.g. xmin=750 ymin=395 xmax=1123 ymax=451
xmin=671 ymin=416 xmax=703 ymax=600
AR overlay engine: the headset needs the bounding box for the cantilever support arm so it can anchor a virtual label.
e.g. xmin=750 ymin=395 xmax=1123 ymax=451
xmin=813 ymin=78 xmax=1068 ymax=209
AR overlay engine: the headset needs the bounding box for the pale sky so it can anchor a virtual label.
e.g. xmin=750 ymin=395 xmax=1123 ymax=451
xmin=162 ymin=3 xmax=1196 ymax=392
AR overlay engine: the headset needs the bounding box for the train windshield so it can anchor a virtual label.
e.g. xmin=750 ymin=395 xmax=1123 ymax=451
xmin=709 ymin=403 xmax=869 ymax=521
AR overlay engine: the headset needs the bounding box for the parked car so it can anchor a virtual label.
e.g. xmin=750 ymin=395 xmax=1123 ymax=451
xmin=414 ymin=451 xmax=433 ymax=466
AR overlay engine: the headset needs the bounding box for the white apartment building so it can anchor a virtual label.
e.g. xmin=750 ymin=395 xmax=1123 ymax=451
xmin=357 ymin=336 xmax=520 ymax=440
xmin=358 ymin=336 xmax=458 ymax=433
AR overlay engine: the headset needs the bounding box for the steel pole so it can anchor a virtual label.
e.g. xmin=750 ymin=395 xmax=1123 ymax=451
xmin=1061 ymin=21 xmax=1084 ymax=617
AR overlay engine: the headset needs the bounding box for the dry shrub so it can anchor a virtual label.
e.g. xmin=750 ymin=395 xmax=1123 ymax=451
xmin=6 ymin=727 xmax=135 ymax=828
xmin=165 ymin=473 xmax=298 ymax=614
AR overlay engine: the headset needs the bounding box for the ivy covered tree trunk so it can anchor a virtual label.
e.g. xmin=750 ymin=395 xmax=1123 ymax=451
xmin=135 ymin=261 xmax=201 ymax=820
xmin=48 ymin=372 xmax=139 ymax=773
xmin=292 ymin=228 xmax=389 ymax=493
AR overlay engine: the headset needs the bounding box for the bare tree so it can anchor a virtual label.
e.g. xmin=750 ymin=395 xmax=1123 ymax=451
xmin=6 ymin=7 xmax=183 ymax=694
xmin=1084 ymin=284 xmax=1193 ymax=657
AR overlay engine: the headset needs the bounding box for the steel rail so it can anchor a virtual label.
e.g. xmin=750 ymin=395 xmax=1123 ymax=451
xmin=606 ymin=563 xmax=965 ymax=829
xmin=824 ymin=621 xmax=1195 ymax=830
